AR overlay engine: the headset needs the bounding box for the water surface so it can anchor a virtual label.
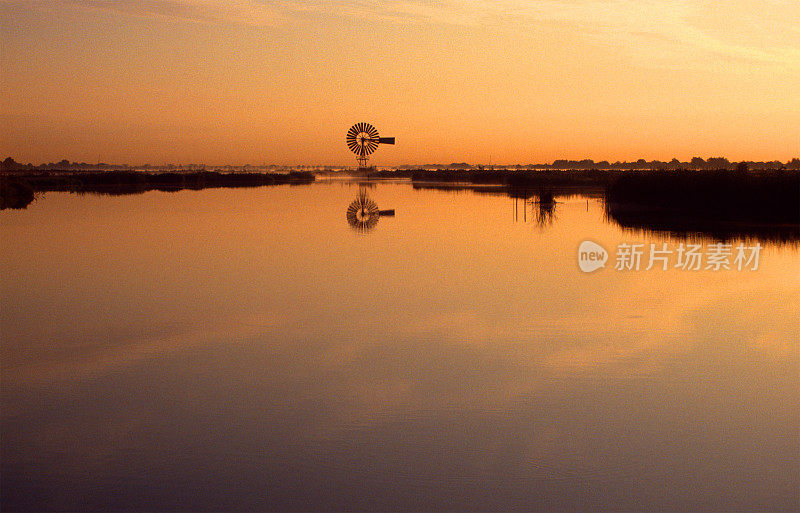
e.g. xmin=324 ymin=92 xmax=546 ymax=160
xmin=2 ymin=182 xmax=798 ymax=511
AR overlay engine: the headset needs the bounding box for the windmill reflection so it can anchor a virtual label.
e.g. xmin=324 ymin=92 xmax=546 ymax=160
xmin=513 ymin=189 xmax=557 ymax=226
xmin=346 ymin=186 xmax=393 ymax=233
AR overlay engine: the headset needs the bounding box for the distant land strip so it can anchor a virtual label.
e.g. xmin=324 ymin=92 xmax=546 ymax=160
xmin=0 ymin=170 xmax=314 ymax=209
xmin=3 ymin=156 xmax=800 ymax=173
xmin=2 ymin=157 xmax=799 ymax=242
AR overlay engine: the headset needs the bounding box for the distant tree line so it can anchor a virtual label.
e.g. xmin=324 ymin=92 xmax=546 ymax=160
xmin=4 ymin=156 xmax=800 ymax=173
xmin=0 ymin=158 xmax=348 ymax=173
xmin=1 ymin=157 xmax=127 ymax=172
xmin=399 ymin=157 xmax=800 ymax=171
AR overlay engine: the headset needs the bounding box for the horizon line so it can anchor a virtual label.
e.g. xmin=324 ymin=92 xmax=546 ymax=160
xmin=4 ymin=156 xmax=800 ymax=169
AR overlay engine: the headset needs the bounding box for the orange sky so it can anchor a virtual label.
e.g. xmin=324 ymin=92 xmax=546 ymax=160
xmin=1 ymin=0 xmax=798 ymax=166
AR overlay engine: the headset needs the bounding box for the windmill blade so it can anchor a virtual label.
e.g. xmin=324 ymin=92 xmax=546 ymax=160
xmin=346 ymin=124 xmax=360 ymax=154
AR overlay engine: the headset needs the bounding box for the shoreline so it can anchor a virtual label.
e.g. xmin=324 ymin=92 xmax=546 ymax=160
xmin=3 ymin=169 xmax=798 ymax=243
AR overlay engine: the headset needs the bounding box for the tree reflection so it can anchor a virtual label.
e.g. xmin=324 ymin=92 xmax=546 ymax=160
xmin=512 ymin=188 xmax=558 ymax=227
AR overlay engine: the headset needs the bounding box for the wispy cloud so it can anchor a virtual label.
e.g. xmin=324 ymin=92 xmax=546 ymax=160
xmin=287 ymin=0 xmax=799 ymax=69
xmin=326 ymin=0 xmax=800 ymax=68
xmin=25 ymin=0 xmax=282 ymax=27
xmin=6 ymin=0 xmax=799 ymax=68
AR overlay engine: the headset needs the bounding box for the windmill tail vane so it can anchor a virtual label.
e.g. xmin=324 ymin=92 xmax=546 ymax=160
xmin=346 ymin=123 xmax=395 ymax=168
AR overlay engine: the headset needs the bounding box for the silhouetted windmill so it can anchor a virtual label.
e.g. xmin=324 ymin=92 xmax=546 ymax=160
xmin=346 ymin=187 xmax=380 ymax=233
xmin=346 ymin=123 xmax=394 ymax=169
xmin=346 ymin=185 xmax=395 ymax=234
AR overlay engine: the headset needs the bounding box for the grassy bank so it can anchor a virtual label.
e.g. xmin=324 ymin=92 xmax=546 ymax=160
xmin=410 ymin=168 xmax=623 ymax=187
xmin=605 ymin=170 xmax=799 ymax=222
xmin=604 ymin=170 xmax=800 ymax=241
xmin=408 ymin=167 xmax=800 ymax=241
xmin=0 ymin=175 xmax=35 ymax=209
xmin=2 ymin=170 xmax=314 ymax=195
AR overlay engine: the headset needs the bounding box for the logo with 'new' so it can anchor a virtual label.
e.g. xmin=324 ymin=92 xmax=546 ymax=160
xmin=578 ymin=240 xmax=608 ymax=272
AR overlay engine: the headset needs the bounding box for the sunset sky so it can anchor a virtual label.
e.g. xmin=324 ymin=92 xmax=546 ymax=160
xmin=1 ymin=0 xmax=798 ymax=166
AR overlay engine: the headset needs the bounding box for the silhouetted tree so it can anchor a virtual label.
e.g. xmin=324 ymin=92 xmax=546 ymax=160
xmin=690 ymin=157 xmax=706 ymax=169
xmin=2 ymin=157 xmax=17 ymax=171
xmin=707 ymin=157 xmax=731 ymax=170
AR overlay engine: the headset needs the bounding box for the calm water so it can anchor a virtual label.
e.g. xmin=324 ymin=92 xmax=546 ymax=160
xmin=2 ymin=182 xmax=798 ymax=512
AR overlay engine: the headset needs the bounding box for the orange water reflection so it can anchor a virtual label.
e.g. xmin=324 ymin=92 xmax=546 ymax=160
xmin=1 ymin=183 xmax=798 ymax=511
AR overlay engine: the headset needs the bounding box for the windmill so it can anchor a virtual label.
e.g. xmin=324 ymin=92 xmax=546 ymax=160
xmin=346 ymin=185 xmax=395 ymax=234
xmin=346 ymin=187 xmax=380 ymax=233
xmin=346 ymin=123 xmax=395 ymax=169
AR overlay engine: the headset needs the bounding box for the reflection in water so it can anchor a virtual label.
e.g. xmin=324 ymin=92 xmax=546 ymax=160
xmin=604 ymin=170 xmax=800 ymax=244
xmin=345 ymin=186 xmax=394 ymax=234
xmin=0 ymin=176 xmax=36 ymax=210
xmin=512 ymin=188 xmax=558 ymax=227
xmin=1 ymin=183 xmax=798 ymax=512
xmin=418 ymin=180 xmax=798 ymax=244
xmin=346 ymin=187 xmax=381 ymax=233
xmin=605 ymin=201 xmax=800 ymax=245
